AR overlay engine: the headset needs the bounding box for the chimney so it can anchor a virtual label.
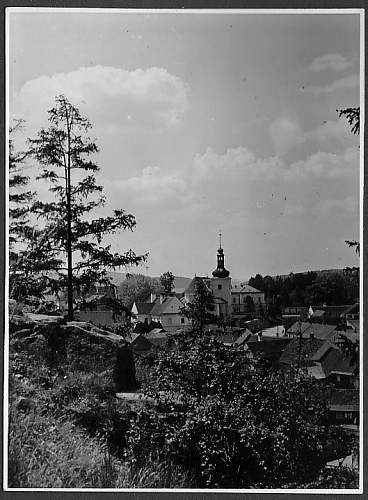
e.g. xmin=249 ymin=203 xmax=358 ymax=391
xmin=150 ymin=293 xmax=156 ymax=303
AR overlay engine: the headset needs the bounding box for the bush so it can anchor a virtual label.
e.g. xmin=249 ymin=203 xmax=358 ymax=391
xmin=125 ymin=332 xmax=353 ymax=488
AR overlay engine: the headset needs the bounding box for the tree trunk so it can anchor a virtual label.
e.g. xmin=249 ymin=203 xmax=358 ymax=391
xmin=66 ymin=114 xmax=73 ymax=321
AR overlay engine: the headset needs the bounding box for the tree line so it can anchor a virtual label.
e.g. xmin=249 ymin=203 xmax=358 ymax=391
xmin=248 ymin=269 xmax=359 ymax=312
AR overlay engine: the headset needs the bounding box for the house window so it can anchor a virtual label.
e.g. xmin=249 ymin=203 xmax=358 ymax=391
xmin=258 ymin=297 xmax=261 ymax=303
xmin=233 ymin=297 xmax=236 ymax=303
xmin=218 ymin=284 xmax=222 ymax=290
xmin=181 ymin=317 xmax=185 ymax=324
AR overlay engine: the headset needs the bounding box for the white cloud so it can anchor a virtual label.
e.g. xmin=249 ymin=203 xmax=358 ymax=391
xmin=285 ymin=147 xmax=359 ymax=181
xmin=111 ymin=166 xmax=188 ymax=206
xmin=304 ymin=74 xmax=359 ymax=95
xmin=269 ymin=117 xmax=304 ymax=156
xmin=308 ymin=53 xmax=353 ymax=72
xmin=193 ymin=146 xmax=283 ymax=183
xmin=11 ymin=65 xmax=189 ymax=130
xmin=304 ymin=118 xmax=352 ymax=142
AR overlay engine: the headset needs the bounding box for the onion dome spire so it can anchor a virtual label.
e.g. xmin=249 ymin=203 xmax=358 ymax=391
xmin=212 ymin=231 xmax=230 ymax=278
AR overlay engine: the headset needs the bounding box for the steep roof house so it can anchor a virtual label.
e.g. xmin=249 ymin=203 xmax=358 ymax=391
xmin=132 ymin=294 xmax=190 ymax=333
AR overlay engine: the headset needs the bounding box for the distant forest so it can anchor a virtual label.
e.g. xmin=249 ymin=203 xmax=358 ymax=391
xmin=248 ymin=268 xmax=359 ymax=310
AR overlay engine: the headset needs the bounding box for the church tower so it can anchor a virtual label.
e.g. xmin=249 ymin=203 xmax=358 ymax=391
xmin=210 ymin=232 xmax=232 ymax=319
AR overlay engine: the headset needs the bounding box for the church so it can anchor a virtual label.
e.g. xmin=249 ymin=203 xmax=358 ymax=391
xmin=184 ymin=233 xmax=265 ymax=320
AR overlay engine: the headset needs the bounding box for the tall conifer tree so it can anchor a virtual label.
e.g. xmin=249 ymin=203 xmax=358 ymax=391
xmin=28 ymin=95 xmax=147 ymax=320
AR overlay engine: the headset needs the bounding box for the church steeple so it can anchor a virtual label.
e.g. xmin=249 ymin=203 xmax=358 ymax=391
xmin=212 ymin=231 xmax=230 ymax=278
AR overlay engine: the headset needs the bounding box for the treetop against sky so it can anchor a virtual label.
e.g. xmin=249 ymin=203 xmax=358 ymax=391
xmin=8 ymin=10 xmax=361 ymax=279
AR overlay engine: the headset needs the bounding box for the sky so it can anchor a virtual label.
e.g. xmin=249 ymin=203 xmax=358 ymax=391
xmin=8 ymin=9 xmax=362 ymax=280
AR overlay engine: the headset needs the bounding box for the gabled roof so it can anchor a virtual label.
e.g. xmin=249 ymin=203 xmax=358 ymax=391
xmin=133 ymin=302 xmax=155 ymax=315
xmin=346 ymin=320 xmax=360 ymax=334
xmin=327 ymin=389 xmax=359 ymax=407
xmin=286 ymin=321 xmax=312 ymax=335
xmin=307 ymin=323 xmax=337 ymax=339
xmin=279 ymin=337 xmax=326 ymax=366
xmin=231 ymin=284 xmax=263 ymax=293
xmin=150 ymin=296 xmax=184 ymax=316
xmin=233 ymin=329 xmax=253 ymax=346
xmin=246 ymin=337 xmax=290 ymax=356
xmin=310 ymin=341 xmax=338 ymax=361
xmin=126 ymin=332 xmax=153 ymax=351
xmin=311 ymin=309 xmax=325 ymax=318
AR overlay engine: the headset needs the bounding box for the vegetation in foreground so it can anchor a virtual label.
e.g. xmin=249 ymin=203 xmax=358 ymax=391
xmin=7 ymin=317 xmax=358 ymax=489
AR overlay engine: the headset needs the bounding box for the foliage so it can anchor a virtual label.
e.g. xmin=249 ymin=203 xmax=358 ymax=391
xmin=245 ymin=295 xmax=255 ymax=314
xmin=160 ymin=271 xmax=175 ymax=295
xmin=28 ymin=95 xmax=147 ymax=318
xmin=338 ymin=107 xmax=360 ymax=254
xmin=180 ymin=278 xmax=215 ymax=333
xmin=248 ymin=270 xmax=358 ymax=308
xmin=338 ymin=107 xmax=360 ymax=135
xmin=345 ymin=240 xmax=360 ymax=256
xmin=9 ymin=119 xmax=33 ymax=247
xmin=127 ymin=333 xmax=352 ymax=488
xmin=8 ymin=120 xmax=45 ymax=300
xmin=118 ymin=273 xmax=158 ymax=308
xmin=285 ymin=465 xmax=359 ymax=489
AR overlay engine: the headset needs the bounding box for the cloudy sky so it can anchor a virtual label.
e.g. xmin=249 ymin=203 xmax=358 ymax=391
xmin=8 ymin=9 xmax=361 ymax=280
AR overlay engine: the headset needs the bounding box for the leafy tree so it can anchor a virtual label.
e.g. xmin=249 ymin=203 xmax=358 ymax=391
xmin=118 ymin=274 xmax=157 ymax=309
xmin=8 ymin=120 xmax=47 ymax=300
xmin=338 ymin=107 xmax=360 ymax=135
xmin=159 ymin=271 xmax=175 ymax=296
xmin=28 ymin=95 xmax=147 ymax=319
xmin=338 ymin=107 xmax=360 ymax=255
xmin=180 ymin=278 xmax=215 ymax=334
xmin=9 ymin=119 xmax=33 ymax=247
xmin=245 ymin=295 xmax=255 ymax=314
xmin=128 ymin=336 xmax=351 ymax=488
xmin=248 ymin=274 xmax=264 ymax=292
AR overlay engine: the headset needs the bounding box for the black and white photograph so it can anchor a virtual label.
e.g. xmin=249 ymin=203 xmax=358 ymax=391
xmin=5 ymin=8 xmax=363 ymax=492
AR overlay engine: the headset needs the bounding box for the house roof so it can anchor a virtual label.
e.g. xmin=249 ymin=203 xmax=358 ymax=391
xmin=323 ymin=304 xmax=358 ymax=318
xmin=286 ymin=321 xmax=312 ymax=335
xmin=346 ymin=320 xmax=360 ymax=334
xmin=150 ymin=296 xmax=184 ymax=316
xmin=327 ymin=389 xmax=359 ymax=406
xmin=233 ymin=329 xmax=253 ymax=346
xmin=134 ymin=302 xmax=155 ymax=315
xmin=310 ymin=341 xmax=338 ymax=361
xmin=311 ymin=309 xmax=325 ymax=318
xmin=306 ymin=323 xmax=337 ymax=339
xmin=246 ymin=338 xmax=291 ymax=358
xmin=145 ymin=331 xmax=171 ymax=347
xmin=279 ymin=337 xmax=326 ymax=366
xmin=126 ymin=332 xmax=153 ymax=351
xmin=231 ymin=284 xmax=263 ymax=294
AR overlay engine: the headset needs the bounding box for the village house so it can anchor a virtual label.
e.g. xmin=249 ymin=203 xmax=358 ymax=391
xmin=131 ymin=293 xmax=191 ymax=333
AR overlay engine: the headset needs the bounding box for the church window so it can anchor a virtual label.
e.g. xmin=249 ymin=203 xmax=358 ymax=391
xmin=181 ymin=317 xmax=185 ymax=324
xmin=218 ymin=284 xmax=222 ymax=290
xmin=168 ymin=317 xmax=172 ymax=325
